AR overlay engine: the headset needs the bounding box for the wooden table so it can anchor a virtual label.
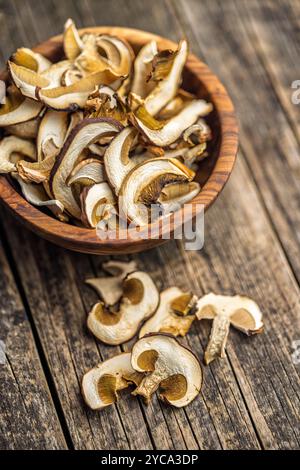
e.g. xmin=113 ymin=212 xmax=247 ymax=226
xmin=0 ymin=0 xmax=299 ymax=450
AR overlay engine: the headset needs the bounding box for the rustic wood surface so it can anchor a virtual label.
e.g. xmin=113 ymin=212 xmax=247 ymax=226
xmin=0 ymin=0 xmax=299 ymax=450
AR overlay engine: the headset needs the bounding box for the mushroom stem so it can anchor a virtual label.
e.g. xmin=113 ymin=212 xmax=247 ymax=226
xmin=133 ymin=368 xmax=168 ymax=403
xmin=204 ymin=315 xmax=231 ymax=365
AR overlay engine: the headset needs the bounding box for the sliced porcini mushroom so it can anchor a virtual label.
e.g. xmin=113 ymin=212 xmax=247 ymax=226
xmin=16 ymin=154 xmax=56 ymax=183
xmin=144 ymin=40 xmax=188 ymax=116
xmin=0 ymin=92 xmax=43 ymax=127
xmin=82 ymin=352 xmax=143 ymax=410
xmin=50 ymin=118 xmax=122 ymax=218
xmin=8 ymin=60 xmax=50 ymax=100
xmin=139 ymin=287 xmax=197 ymax=338
xmin=81 ymin=182 xmax=115 ymax=228
xmin=5 ymin=117 xmax=40 ymax=139
xmin=37 ymin=109 xmax=69 ymax=161
xmin=0 ymin=135 xmax=36 ymax=173
xmin=95 ymin=35 xmax=134 ymax=77
xmin=13 ymin=174 xmax=64 ymax=219
xmin=131 ymin=334 xmax=202 ymax=407
xmin=157 ymin=89 xmax=195 ymax=120
xmin=87 ymin=271 xmax=159 ymax=345
xmin=104 ymin=126 xmax=140 ymax=195
xmin=68 ymin=158 xmax=105 ymax=186
xmin=196 ymin=293 xmax=264 ymax=365
xmin=86 ymin=260 xmax=138 ymax=306
xmin=119 ymin=158 xmax=195 ymax=226
xmin=132 ymin=99 xmax=213 ymax=147
xmin=63 ymin=18 xmax=83 ymax=61
xmin=158 ymin=181 xmax=200 ymax=214
xmin=183 ymin=118 xmax=212 ymax=145
xmin=131 ymin=41 xmax=158 ymax=99
xmin=86 ymin=85 xmax=128 ymax=125
xmin=12 ymin=47 xmax=52 ymax=72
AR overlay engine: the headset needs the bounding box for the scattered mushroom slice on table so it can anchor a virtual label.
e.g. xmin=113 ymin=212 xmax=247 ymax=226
xmin=86 ymin=259 xmax=137 ymax=306
xmin=87 ymin=271 xmax=159 ymax=345
xmin=196 ymin=293 xmax=264 ymax=365
xmin=82 ymin=352 xmax=143 ymax=410
xmin=131 ymin=334 xmax=202 ymax=407
xmin=139 ymin=287 xmax=198 ymax=337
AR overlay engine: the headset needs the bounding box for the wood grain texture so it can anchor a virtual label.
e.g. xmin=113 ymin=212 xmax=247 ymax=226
xmin=0 ymin=0 xmax=299 ymax=451
xmin=0 ymin=22 xmax=238 ymax=254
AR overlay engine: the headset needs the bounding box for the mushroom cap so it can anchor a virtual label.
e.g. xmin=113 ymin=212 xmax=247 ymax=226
xmin=131 ymin=333 xmax=202 ymax=407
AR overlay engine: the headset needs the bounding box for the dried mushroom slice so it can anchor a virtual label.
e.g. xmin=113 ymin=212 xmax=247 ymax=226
xmin=0 ymin=136 xmax=36 ymax=173
xmin=86 ymin=260 xmax=137 ymax=306
xmin=86 ymin=85 xmax=128 ymax=125
xmin=158 ymin=181 xmax=200 ymax=214
xmin=16 ymin=154 xmax=56 ymax=183
xmin=13 ymin=174 xmax=65 ymax=220
xmin=50 ymin=118 xmax=122 ymax=219
xmin=0 ymin=92 xmax=43 ymax=127
xmin=144 ymin=40 xmax=188 ymax=116
xmin=132 ymin=100 xmax=213 ymax=147
xmin=131 ymin=41 xmax=158 ymax=99
xmin=87 ymin=271 xmax=159 ymax=345
xmin=6 ymin=117 xmax=40 ymax=139
xmin=37 ymin=109 xmax=69 ymax=161
xmin=63 ymin=18 xmax=83 ymax=61
xmin=82 ymin=352 xmax=143 ymax=410
xmin=104 ymin=126 xmax=139 ymax=195
xmin=8 ymin=61 xmax=50 ymax=100
xmin=68 ymin=158 xmax=105 ymax=186
xmin=196 ymin=293 xmax=264 ymax=365
xmin=131 ymin=334 xmax=202 ymax=407
xmin=95 ymin=35 xmax=134 ymax=77
xmin=81 ymin=182 xmax=116 ymax=228
xmin=183 ymin=119 xmax=212 ymax=145
xmin=139 ymin=287 xmax=197 ymax=338
xmin=12 ymin=47 xmax=52 ymax=72
xmin=157 ymin=89 xmax=195 ymax=120
xmin=118 ymin=158 xmax=195 ymax=227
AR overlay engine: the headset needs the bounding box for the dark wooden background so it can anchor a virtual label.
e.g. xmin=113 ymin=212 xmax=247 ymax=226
xmin=0 ymin=0 xmax=300 ymax=450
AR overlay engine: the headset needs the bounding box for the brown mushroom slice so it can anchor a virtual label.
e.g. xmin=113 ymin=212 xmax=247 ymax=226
xmin=63 ymin=18 xmax=83 ymax=61
xmin=13 ymin=174 xmax=64 ymax=219
xmin=8 ymin=61 xmax=50 ymax=100
xmin=143 ymin=40 xmax=188 ymax=116
xmin=87 ymin=271 xmax=159 ymax=345
xmin=132 ymin=100 xmax=213 ymax=147
xmin=196 ymin=293 xmax=264 ymax=365
xmin=0 ymin=136 xmax=36 ymax=173
xmin=0 ymin=93 xmax=43 ymax=127
xmin=86 ymin=260 xmax=137 ymax=306
xmin=82 ymin=353 xmax=143 ymax=410
xmin=68 ymin=158 xmax=105 ymax=186
xmin=50 ymin=118 xmax=122 ymax=218
xmin=16 ymin=154 xmax=56 ymax=183
xmin=139 ymin=287 xmax=197 ymax=338
xmin=131 ymin=41 xmax=158 ymax=99
xmin=158 ymin=181 xmax=200 ymax=214
xmin=131 ymin=334 xmax=202 ymax=407
xmin=104 ymin=126 xmax=140 ymax=195
xmin=37 ymin=109 xmax=69 ymax=161
xmin=86 ymin=85 xmax=128 ymax=125
xmin=5 ymin=117 xmax=40 ymax=139
xmin=12 ymin=47 xmax=52 ymax=73
xmin=118 ymin=158 xmax=195 ymax=227
xmin=81 ymin=182 xmax=116 ymax=228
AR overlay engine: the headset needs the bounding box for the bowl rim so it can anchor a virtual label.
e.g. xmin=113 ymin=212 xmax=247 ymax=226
xmin=0 ymin=26 xmax=238 ymax=252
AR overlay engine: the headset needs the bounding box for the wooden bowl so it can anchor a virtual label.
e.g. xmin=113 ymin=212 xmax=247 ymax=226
xmin=0 ymin=27 xmax=238 ymax=254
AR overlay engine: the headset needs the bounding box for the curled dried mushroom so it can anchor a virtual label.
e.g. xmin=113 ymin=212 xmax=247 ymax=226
xmin=196 ymin=293 xmax=264 ymax=365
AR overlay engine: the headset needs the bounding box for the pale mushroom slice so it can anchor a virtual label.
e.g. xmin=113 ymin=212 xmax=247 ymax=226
xmin=87 ymin=271 xmax=160 ymax=345
xmin=144 ymin=39 xmax=188 ymax=116
xmin=118 ymin=158 xmax=195 ymax=227
xmin=196 ymin=293 xmax=264 ymax=365
xmin=131 ymin=40 xmax=158 ymax=99
xmin=12 ymin=47 xmax=52 ymax=72
xmin=132 ymin=99 xmax=213 ymax=147
xmin=37 ymin=109 xmax=69 ymax=161
xmin=139 ymin=287 xmax=198 ymax=338
xmin=68 ymin=158 xmax=105 ymax=186
xmin=8 ymin=61 xmax=50 ymax=100
xmin=82 ymin=352 xmax=143 ymax=410
xmin=86 ymin=260 xmax=138 ymax=306
xmin=0 ymin=92 xmax=43 ymax=127
xmin=0 ymin=136 xmax=36 ymax=173
xmin=16 ymin=154 xmax=56 ymax=183
xmin=104 ymin=126 xmax=140 ymax=195
xmin=50 ymin=118 xmax=123 ymax=219
xmin=158 ymin=181 xmax=200 ymax=214
xmin=13 ymin=174 xmax=65 ymax=220
xmin=131 ymin=334 xmax=202 ymax=407
xmin=95 ymin=35 xmax=134 ymax=77
xmin=63 ymin=18 xmax=84 ymax=61
xmin=81 ymin=182 xmax=116 ymax=228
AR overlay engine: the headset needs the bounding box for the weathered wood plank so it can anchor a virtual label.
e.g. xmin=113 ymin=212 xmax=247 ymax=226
xmin=173 ymin=0 xmax=300 ymax=286
xmin=0 ymin=234 xmax=67 ymax=449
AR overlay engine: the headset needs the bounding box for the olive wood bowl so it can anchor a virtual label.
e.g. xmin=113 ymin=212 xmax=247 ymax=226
xmin=0 ymin=27 xmax=238 ymax=254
